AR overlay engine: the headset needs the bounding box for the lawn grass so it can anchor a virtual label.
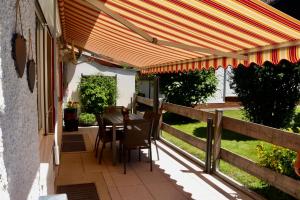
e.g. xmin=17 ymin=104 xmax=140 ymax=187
xmin=161 ymin=108 xmax=300 ymax=200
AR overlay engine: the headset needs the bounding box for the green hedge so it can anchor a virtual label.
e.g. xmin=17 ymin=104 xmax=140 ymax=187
xmin=78 ymin=75 xmax=117 ymax=114
xmin=79 ymin=113 xmax=96 ymax=126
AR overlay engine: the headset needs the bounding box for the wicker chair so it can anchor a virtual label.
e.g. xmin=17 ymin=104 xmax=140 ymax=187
xmin=143 ymin=111 xmax=161 ymax=160
xmin=104 ymin=106 xmax=123 ymax=114
xmin=94 ymin=115 xmax=123 ymax=164
xmin=121 ymin=119 xmax=152 ymax=174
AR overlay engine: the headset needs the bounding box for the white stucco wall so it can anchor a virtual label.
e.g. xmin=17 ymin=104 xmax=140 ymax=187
xmin=64 ymin=56 xmax=136 ymax=109
xmin=0 ymin=1 xmax=40 ymax=200
xmin=225 ymin=67 xmax=236 ymax=97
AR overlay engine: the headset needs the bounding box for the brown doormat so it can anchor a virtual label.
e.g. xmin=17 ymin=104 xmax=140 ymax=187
xmin=62 ymin=134 xmax=84 ymax=142
xmin=62 ymin=134 xmax=86 ymax=152
xmin=57 ymin=183 xmax=99 ymax=200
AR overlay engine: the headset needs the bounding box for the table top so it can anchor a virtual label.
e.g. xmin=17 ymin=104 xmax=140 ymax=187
xmin=103 ymin=112 xmax=142 ymax=126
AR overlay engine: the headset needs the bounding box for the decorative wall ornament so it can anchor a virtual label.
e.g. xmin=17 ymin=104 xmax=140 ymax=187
xmin=27 ymin=29 xmax=35 ymax=93
xmin=11 ymin=0 xmax=27 ymax=78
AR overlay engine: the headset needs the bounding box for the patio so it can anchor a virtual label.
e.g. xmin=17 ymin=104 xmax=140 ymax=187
xmin=55 ymin=127 xmax=255 ymax=200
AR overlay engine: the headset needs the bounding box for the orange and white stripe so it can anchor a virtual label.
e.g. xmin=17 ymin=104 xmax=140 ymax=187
xmin=58 ymin=0 xmax=300 ymax=74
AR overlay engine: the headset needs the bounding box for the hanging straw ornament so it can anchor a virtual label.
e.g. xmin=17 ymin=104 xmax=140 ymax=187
xmin=11 ymin=0 xmax=27 ymax=78
xmin=27 ymin=29 xmax=35 ymax=93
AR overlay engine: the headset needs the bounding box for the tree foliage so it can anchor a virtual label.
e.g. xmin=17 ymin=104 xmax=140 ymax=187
xmin=78 ymin=75 xmax=117 ymax=114
xmin=230 ymin=60 xmax=300 ymax=128
xmin=159 ymin=69 xmax=218 ymax=107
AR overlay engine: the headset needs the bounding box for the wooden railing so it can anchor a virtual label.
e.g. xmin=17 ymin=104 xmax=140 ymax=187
xmin=134 ymin=96 xmax=300 ymax=199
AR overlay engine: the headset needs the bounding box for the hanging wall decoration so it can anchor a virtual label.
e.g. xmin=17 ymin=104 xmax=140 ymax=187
xmin=11 ymin=0 xmax=27 ymax=78
xmin=27 ymin=29 xmax=35 ymax=93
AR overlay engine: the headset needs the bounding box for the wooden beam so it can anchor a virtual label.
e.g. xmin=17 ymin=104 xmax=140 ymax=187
xmin=157 ymin=40 xmax=248 ymax=60
xmin=85 ymin=0 xmax=154 ymax=43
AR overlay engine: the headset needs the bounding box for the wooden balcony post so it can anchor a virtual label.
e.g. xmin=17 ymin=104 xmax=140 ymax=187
xmin=213 ymin=109 xmax=223 ymax=173
xmin=205 ymin=118 xmax=213 ymax=174
xmin=153 ymin=77 xmax=159 ymax=114
xmin=132 ymin=93 xmax=137 ymax=114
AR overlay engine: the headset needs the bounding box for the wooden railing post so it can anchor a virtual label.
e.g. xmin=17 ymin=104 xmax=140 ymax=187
xmin=213 ymin=109 xmax=223 ymax=173
xmin=205 ymin=118 xmax=213 ymax=174
xmin=132 ymin=93 xmax=137 ymax=114
xmin=153 ymin=77 xmax=159 ymax=114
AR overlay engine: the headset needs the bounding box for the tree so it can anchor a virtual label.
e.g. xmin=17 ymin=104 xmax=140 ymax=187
xmin=230 ymin=60 xmax=300 ymax=128
xmin=159 ymin=69 xmax=217 ymax=107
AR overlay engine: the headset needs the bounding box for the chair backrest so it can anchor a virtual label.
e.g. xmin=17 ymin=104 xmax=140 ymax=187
xmin=95 ymin=115 xmax=105 ymax=138
xmin=151 ymin=113 xmax=162 ymax=139
xmin=123 ymin=119 xmax=152 ymax=146
xmin=143 ymin=110 xmax=154 ymax=120
xmin=143 ymin=111 xmax=161 ymax=139
xmin=104 ymin=106 xmax=124 ymax=114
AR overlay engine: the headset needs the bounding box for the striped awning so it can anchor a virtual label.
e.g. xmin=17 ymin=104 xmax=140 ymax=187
xmin=58 ymin=0 xmax=300 ymax=74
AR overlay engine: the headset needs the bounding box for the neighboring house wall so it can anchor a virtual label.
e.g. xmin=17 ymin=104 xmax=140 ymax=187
xmin=64 ymin=56 xmax=136 ymax=109
xmin=0 ymin=0 xmax=40 ymax=199
xmin=138 ymin=68 xmax=236 ymax=103
xmin=225 ymin=67 xmax=236 ymax=97
xmin=138 ymin=80 xmax=153 ymax=98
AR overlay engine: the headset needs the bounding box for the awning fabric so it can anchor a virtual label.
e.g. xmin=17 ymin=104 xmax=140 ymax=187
xmin=58 ymin=0 xmax=300 ymax=74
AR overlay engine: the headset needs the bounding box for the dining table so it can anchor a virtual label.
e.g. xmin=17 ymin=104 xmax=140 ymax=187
xmin=103 ymin=112 xmax=143 ymax=165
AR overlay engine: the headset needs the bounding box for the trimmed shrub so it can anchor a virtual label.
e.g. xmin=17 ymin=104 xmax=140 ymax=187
xmin=79 ymin=75 xmax=117 ymax=114
xmin=230 ymin=60 xmax=300 ymax=128
xmin=79 ymin=113 xmax=96 ymax=126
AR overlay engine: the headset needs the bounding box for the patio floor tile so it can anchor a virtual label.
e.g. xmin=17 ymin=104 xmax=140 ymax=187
xmin=55 ymin=128 xmax=257 ymax=200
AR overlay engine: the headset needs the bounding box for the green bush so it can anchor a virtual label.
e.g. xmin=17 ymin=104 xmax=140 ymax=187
xmin=159 ymin=69 xmax=217 ymax=107
xmin=231 ymin=60 xmax=300 ymax=128
xmin=79 ymin=75 xmax=117 ymax=114
xmin=79 ymin=113 xmax=96 ymax=126
xmin=256 ymin=144 xmax=298 ymax=179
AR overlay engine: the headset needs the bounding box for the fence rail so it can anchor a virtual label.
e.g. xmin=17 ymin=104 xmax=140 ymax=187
xmin=163 ymin=102 xmax=215 ymax=122
xmin=136 ymin=96 xmax=154 ymax=107
xmin=220 ymin=149 xmax=300 ymax=199
xmin=161 ymin=123 xmax=206 ymax=151
xmin=135 ymin=96 xmax=300 ymax=199
xmin=223 ymin=116 xmax=300 ymax=152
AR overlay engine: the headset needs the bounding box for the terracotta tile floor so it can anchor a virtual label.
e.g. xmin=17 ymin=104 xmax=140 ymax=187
xmin=55 ymin=127 xmax=255 ymax=200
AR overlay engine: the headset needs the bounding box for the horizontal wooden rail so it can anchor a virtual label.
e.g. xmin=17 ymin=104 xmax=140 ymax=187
xmin=163 ymin=102 xmax=215 ymax=122
xmin=222 ymin=116 xmax=300 ymax=152
xmin=161 ymin=123 xmax=206 ymax=151
xmin=136 ymin=96 xmax=154 ymax=107
xmin=220 ymin=148 xmax=300 ymax=199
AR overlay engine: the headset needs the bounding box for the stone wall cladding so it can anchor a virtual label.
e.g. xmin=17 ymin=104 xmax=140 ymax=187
xmin=0 ymin=0 xmax=40 ymax=200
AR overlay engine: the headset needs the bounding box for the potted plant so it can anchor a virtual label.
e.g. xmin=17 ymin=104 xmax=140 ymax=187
xmin=64 ymin=100 xmax=79 ymax=131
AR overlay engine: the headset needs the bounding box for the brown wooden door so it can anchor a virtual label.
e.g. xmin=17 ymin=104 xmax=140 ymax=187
xmin=47 ymin=32 xmax=54 ymax=133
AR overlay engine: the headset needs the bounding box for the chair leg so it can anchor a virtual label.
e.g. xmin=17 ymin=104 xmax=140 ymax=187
xmin=94 ymin=135 xmax=100 ymax=157
xmin=128 ymin=149 xmax=131 ymax=162
xmin=94 ymin=134 xmax=99 ymax=151
xmin=123 ymin=147 xmax=127 ymax=174
xmin=119 ymin=144 xmax=123 ymax=163
xmin=98 ymin=142 xmax=105 ymax=164
xmin=138 ymin=148 xmax=141 ymax=161
xmin=154 ymin=140 xmax=160 ymax=160
xmin=149 ymin=147 xmax=152 ymax=171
